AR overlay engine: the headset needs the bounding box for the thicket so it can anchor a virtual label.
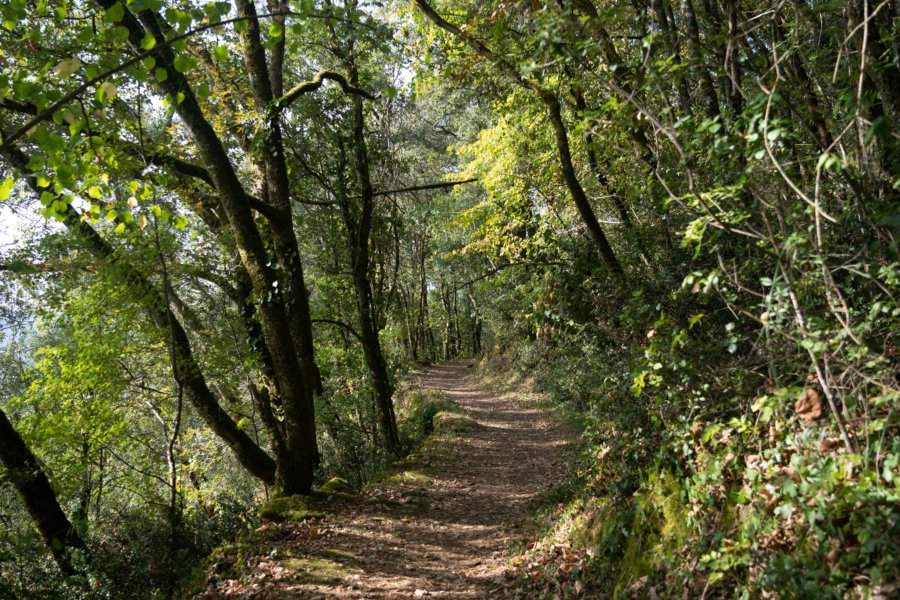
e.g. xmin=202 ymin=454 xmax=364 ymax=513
xmin=415 ymin=0 xmax=899 ymax=596
xmin=0 ymin=0 xmax=897 ymax=597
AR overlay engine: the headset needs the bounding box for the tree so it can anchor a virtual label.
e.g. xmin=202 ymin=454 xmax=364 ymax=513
xmin=0 ymin=408 xmax=86 ymax=576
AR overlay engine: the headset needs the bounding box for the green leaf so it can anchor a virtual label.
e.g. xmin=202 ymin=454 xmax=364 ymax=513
xmin=173 ymin=215 xmax=188 ymax=228
xmin=106 ymin=209 xmax=117 ymax=222
xmin=154 ymin=68 xmax=168 ymax=82
xmin=0 ymin=178 xmax=13 ymax=201
xmin=96 ymin=81 xmax=117 ymax=102
xmin=54 ymin=57 xmax=81 ymax=78
xmin=4 ymin=259 xmax=38 ymax=275
xmin=140 ymin=32 xmax=156 ymax=50
xmin=214 ymin=45 xmax=228 ymax=61
xmin=105 ymin=2 xmax=124 ymax=22
xmin=173 ymin=54 xmax=195 ymax=74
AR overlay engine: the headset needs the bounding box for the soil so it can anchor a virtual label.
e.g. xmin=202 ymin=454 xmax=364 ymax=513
xmin=198 ymin=360 xmax=570 ymax=599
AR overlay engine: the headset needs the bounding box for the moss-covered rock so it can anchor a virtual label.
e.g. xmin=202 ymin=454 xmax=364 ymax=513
xmin=259 ymin=495 xmax=324 ymax=523
xmin=432 ymin=410 xmax=478 ymax=435
xmin=317 ymin=477 xmax=355 ymax=496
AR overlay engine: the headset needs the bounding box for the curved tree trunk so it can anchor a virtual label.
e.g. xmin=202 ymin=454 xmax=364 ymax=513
xmin=95 ymin=0 xmax=318 ymax=494
xmin=0 ymin=143 xmax=278 ymax=486
xmin=0 ymin=408 xmax=86 ymax=576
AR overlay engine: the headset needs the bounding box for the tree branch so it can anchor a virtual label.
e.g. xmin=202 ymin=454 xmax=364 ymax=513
xmin=145 ymin=153 xmax=275 ymax=218
xmin=367 ymin=178 xmax=478 ymax=198
xmin=0 ymin=98 xmax=37 ymax=116
xmin=311 ymin=318 xmax=364 ymax=344
xmin=293 ymin=197 xmax=337 ymax=207
xmin=147 ymin=153 xmax=215 ymax=187
xmin=276 ymin=70 xmax=375 ymax=111
xmin=452 ymin=260 xmax=569 ymax=293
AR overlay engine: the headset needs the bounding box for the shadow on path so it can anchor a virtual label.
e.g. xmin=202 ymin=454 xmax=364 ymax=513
xmin=202 ymin=360 xmax=569 ymax=599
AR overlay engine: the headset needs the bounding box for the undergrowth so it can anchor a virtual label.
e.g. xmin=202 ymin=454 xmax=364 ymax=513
xmin=481 ymin=325 xmax=900 ymax=599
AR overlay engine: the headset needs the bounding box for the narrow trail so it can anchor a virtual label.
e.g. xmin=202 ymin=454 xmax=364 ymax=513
xmin=205 ymin=361 xmax=569 ymax=599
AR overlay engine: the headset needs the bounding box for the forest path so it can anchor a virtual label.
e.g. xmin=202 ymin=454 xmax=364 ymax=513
xmin=208 ymin=360 xmax=569 ymax=599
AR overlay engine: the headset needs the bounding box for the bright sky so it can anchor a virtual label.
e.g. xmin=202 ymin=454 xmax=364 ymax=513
xmin=0 ymin=205 xmax=21 ymax=248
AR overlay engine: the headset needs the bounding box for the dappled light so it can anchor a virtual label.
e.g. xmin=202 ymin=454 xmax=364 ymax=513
xmin=0 ymin=0 xmax=897 ymax=597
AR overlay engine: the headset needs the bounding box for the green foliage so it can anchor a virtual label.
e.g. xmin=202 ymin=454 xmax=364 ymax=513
xmin=396 ymin=388 xmax=460 ymax=446
xmin=0 ymin=0 xmax=897 ymax=597
xmin=259 ymin=495 xmax=323 ymax=524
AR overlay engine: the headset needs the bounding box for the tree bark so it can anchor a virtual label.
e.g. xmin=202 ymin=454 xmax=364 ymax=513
xmin=340 ymin=92 xmax=401 ymax=455
xmin=0 ymin=408 xmax=86 ymax=575
xmin=540 ymin=91 xmax=625 ymax=276
xmin=97 ymin=0 xmax=318 ymax=494
xmin=467 ymin=286 xmax=483 ymax=355
xmin=682 ymin=0 xmax=720 ymax=118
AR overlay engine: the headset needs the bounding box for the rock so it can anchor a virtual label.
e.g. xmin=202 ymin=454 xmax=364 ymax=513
xmin=259 ymin=495 xmax=324 ymax=523
xmin=318 ymin=477 xmax=355 ymax=496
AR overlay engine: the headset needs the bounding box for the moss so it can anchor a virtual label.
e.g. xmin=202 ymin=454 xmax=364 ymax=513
xmin=396 ymin=387 xmax=480 ymax=445
xmin=614 ymin=514 xmax=658 ymax=597
xmin=432 ymin=410 xmax=478 ymax=435
xmin=317 ymin=548 xmax=356 ymax=561
xmin=570 ymin=500 xmax=618 ymax=550
xmin=179 ymin=541 xmax=262 ymax=598
xmin=317 ymin=477 xmax=355 ymax=496
xmin=282 ymin=557 xmax=353 ymax=585
xmin=383 ymin=469 xmax=431 ymax=486
xmin=612 ymin=472 xmax=691 ymax=596
xmin=259 ymin=495 xmax=324 ymax=523
xmin=655 ymin=474 xmax=690 ymax=542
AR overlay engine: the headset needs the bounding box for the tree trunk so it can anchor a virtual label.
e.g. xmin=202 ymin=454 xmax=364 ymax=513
xmin=0 ymin=408 xmax=87 ymax=576
xmin=0 ymin=142 xmax=278 ymax=487
xmin=540 ymin=91 xmax=625 ymax=276
xmin=652 ymin=0 xmax=693 ymax=116
xmin=324 ymin=52 xmax=402 ymax=453
xmin=341 ymin=90 xmax=401 ymax=455
xmin=467 ymin=286 xmax=483 ymax=355
xmin=683 ymin=0 xmax=720 ymax=117
xmin=99 ymin=0 xmax=318 ymax=494
xmin=415 ymin=0 xmax=625 ymax=278
xmin=723 ymin=0 xmax=743 ymax=115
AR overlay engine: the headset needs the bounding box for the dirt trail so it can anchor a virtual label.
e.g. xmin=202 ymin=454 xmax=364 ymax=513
xmin=207 ymin=361 xmax=569 ymax=599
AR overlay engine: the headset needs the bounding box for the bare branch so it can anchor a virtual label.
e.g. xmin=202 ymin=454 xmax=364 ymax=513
xmin=368 ymin=178 xmax=478 ymax=198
